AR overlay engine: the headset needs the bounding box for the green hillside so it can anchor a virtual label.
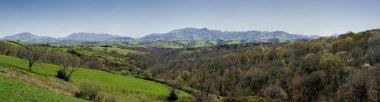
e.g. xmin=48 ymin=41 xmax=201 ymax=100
xmin=52 ymin=40 xmax=248 ymax=49
xmin=0 ymin=55 xmax=191 ymax=102
xmin=0 ymin=75 xmax=87 ymax=102
xmin=90 ymin=47 xmax=136 ymax=54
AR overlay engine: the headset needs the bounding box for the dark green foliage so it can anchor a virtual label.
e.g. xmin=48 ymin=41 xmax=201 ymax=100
xmin=168 ymin=89 xmax=178 ymax=101
xmin=222 ymin=96 xmax=268 ymax=102
xmin=56 ymin=69 xmax=68 ymax=80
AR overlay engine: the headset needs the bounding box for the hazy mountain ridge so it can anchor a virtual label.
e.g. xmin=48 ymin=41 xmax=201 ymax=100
xmin=0 ymin=32 xmax=57 ymax=43
xmin=1 ymin=28 xmax=320 ymax=43
xmin=64 ymin=32 xmax=119 ymax=41
xmin=1 ymin=32 xmax=135 ymax=43
xmin=139 ymin=28 xmax=319 ymax=42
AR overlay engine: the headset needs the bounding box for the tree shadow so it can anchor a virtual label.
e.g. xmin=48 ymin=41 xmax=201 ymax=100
xmin=0 ymin=63 xmax=53 ymax=77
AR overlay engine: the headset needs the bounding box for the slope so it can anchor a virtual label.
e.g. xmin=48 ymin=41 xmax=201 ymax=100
xmin=0 ymin=75 xmax=87 ymax=102
xmin=0 ymin=55 xmax=191 ymax=101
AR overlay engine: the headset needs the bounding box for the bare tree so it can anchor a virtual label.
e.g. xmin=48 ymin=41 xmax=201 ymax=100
xmin=57 ymin=54 xmax=80 ymax=81
xmin=18 ymin=45 xmax=46 ymax=72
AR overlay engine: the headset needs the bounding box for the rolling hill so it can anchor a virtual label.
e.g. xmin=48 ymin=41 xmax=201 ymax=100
xmin=62 ymin=33 xmax=134 ymax=42
xmin=1 ymin=33 xmax=135 ymax=43
xmin=0 ymin=55 xmax=191 ymax=101
xmin=0 ymin=32 xmax=56 ymax=43
xmin=0 ymin=75 xmax=88 ymax=102
xmin=139 ymin=28 xmax=319 ymax=42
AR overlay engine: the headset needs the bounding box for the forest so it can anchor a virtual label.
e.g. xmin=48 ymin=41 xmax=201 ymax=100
xmin=1 ymin=29 xmax=380 ymax=102
xmin=137 ymin=29 xmax=380 ymax=102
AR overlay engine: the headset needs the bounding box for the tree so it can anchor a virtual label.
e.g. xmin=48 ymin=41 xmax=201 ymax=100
xmin=179 ymin=71 xmax=191 ymax=81
xmin=319 ymin=53 xmax=344 ymax=70
xmin=300 ymin=71 xmax=326 ymax=102
xmin=353 ymin=71 xmax=369 ymax=102
xmin=0 ymin=42 xmax=15 ymax=55
xmin=371 ymin=66 xmax=380 ymax=102
xmin=142 ymin=70 xmax=153 ymax=79
xmin=280 ymin=68 xmax=301 ymax=102
xmin=18 ymin=45 xmax=46 ymax=72
xmin=167 ymin=89 xmax=178 ymax=101
xmin=367 ymin=46 xmax=380 ymax=65
xmin=57 ymin=54 xmax=80 ymax=81
xmin=263 ymin=85 xmax=287 ymax=101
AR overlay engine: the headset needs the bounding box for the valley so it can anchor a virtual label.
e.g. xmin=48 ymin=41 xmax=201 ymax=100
xmin=1 ymin=0 xmax=379 ymax=101
xmin=1 ymin=29 xmax=380 ymax=101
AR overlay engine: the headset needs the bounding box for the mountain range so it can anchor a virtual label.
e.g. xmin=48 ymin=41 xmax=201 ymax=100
xmin=0 ymin=28 xmax=320 ymax=43
xmin=139 ymin=28 xmax=319 ymax=42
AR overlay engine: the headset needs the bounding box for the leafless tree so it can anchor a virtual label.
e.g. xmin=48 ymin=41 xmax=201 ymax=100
xmin=57 ymin=54 xmax=80 ymax=81
xmin=18 ymin=45 xmax=46 ymax=72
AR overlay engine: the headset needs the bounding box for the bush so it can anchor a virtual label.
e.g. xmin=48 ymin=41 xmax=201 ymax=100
xmin=104 ymin=96 xmax=117 ymax=102
xmin=262 ymin=85 xmax=287 ymax=101
xmin=142 ymin=70 xmax=153 ymax=79
xmin=223 ymin=96 xmax=268 ymax=102
xmin=56 ymin=54 xmax=79 ymax=81
xmin=75 ymin=82 xmax=101 ymax=101
xmin=167 ymin=89 xmax=178 ymax=101
xmin=121 ymin=70 xmax=131 ymax=76
xmin=56 ymin=69 xmax=69 ymax=81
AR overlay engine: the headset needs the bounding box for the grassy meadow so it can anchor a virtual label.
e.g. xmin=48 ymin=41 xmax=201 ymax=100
xmin=0 ymin=54 xmax=191 ymax=102
xmin=0 ymin=75 xmax=88 ymax=102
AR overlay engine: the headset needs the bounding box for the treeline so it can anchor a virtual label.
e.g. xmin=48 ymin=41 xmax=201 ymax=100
xmin=136 ymin=29 xmax=380 ymax=101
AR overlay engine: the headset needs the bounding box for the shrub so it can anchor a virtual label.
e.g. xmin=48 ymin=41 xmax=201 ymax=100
xmin=121 ymin=70 xmax=131 ymax=76
xmin=56 ymin=69 xmax=69 ymax=80
xmin=104 ymin=96 xmax=117 ymax=102
xmin=56 ymin=54 xmax=80 ymax=81
xmin=223 ymin=96 xmax=268 ymax=102
xmin=75 ymin=82 xmax=101 ymax=101
xmin=167 ymin=89 xmax=178 ymax=101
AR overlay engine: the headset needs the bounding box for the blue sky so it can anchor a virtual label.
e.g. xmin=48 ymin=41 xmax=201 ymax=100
xmin=0 ymin=0 xmax=379 ymax=38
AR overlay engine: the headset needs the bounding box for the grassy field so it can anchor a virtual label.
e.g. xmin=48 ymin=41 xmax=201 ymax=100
xmin=90 ymin=47 xmax=136 ymax=54
xmin=0 ymin=75 xmax=87 ymax=102
xmin=225 ymin=40 xmax=241 ymax=44
xmin=0 ymin=55 xmax=192 ymax=101
xmin=45 ymin=40 xmax=242 ymax=49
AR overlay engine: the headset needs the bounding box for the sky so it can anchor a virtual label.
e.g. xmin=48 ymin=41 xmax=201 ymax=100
xmin=0 ymin=0 xmax=380 ymax=38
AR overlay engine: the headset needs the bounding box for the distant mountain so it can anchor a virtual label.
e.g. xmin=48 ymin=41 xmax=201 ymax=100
xmin=0 ymin=28 xmax=319 ymax=43
xmin=329 ymin=33 xmax=341 ymax=37
xmin=63 ymin=33 xmax=121 ymax=42
xmin=1 ymin=32 xmax=57 ymax=43
xmin=1 ymin=32 xmax=135 ymax=43
xmin=139 ymin=28 xmax=319 ymax=42
xmin=106 ymin=37 xmax=135 ymax=41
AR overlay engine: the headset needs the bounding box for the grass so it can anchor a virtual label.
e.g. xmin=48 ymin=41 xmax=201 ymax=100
xmin=0 ymin=55 xmax=192 ymax=101
xmin=90 ymin=47 xmax=136 ymax=54
xmin=207 ymin=40 xmax=218 ymax=45
xmin=3 ymin=41 xmax=22 ymax=47
xmin=40 ymin=40 xmax=222 ymax=49
xmin=0 ymin=75 xmax=87 ymax=102
xmin=192 ymin=41 xmax=208 ymax=48
xmin=225 ymin=40 xmax=241 ymax=44
xmin=153 ymin=41 xmax=183 ymax=48
xmin=178 ymin=40 xmax=191 ymax=45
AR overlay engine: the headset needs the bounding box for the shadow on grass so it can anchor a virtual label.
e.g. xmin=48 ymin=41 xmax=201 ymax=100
xmin=0 ymin=63 xmax=53 ymax=77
